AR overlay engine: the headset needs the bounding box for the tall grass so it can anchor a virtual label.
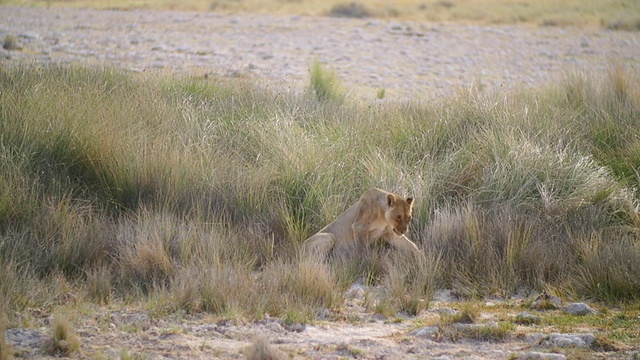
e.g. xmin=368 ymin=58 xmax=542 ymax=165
xmin=1 ymin=62 xmax=639 ymax=326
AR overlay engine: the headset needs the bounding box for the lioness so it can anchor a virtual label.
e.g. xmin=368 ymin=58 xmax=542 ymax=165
xmin=303 ymin=188 xmax=420 ymax=257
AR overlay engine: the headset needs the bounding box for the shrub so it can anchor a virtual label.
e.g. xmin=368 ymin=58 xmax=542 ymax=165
xmin=2 ymin=34 xmax=20 ymax=51
xmin=327 ymin=2 xmax=371 ymax=18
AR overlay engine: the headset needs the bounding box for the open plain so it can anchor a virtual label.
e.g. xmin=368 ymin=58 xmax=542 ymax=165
xmin=1 ymin=6 xmax=639 ymax=101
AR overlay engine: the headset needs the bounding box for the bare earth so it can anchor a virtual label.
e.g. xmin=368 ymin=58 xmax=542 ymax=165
xmin=8 ymin=287 xmax=635 ymax=360
xmin=2 ymin=6 xmax=640 ymax=359
xmin=1 ymin=6 xmax=639 ymax=101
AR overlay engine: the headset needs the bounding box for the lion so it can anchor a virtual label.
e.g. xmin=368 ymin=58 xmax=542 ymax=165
xmin=302 ymin=188 xmax=420 ymax=258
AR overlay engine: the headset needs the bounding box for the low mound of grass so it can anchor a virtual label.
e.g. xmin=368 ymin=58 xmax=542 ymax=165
xmin=1 ymin=62 xmax=639 ymax=326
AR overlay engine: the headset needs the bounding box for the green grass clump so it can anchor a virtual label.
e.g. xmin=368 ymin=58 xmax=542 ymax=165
xmin=437 ymin=304 xmax=514 ymax=342
xmin=0 ymin=61 xmax=639 ymax=326
xmin=307 ymin=59 xmax=344 ymax=103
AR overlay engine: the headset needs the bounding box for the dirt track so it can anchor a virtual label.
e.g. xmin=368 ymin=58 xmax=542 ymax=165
xmin=1 ymin=6 xmax=639 ymax=101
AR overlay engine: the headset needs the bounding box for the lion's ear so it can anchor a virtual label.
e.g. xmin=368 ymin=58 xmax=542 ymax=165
xmin=406 ymin=197 xmax=413 ymax=205
xmin=387 ymin=194 xmax=395 ymax=207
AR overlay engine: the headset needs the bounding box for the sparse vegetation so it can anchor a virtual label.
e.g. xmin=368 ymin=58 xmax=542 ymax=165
xmin=542 ymin=309 xmax=640 ymax=346
xmin=11 ymin=0 xmax=640 ymax=29
xmin=445 ymin=305 xmax=479 ymax=325
xmin=436 ymin=304 xmax=515 ymax=342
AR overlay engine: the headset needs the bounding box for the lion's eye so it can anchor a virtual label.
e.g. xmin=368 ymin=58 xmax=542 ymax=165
xmin=397 ymin=215 xmax=402 ymax=221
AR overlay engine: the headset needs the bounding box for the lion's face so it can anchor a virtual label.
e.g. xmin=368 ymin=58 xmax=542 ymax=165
xmin=386 ymin=195 xmax=413 ymax=236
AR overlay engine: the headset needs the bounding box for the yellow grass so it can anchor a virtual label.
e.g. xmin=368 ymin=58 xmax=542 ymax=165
xmin=6 ymin=0 xmax=640 ymax=27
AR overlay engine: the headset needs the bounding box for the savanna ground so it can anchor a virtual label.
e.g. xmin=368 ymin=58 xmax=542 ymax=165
xmin=1 ymin=1 xmax=640 ymax=359
xmin=3 ymin=0 xmax=640 ymax=29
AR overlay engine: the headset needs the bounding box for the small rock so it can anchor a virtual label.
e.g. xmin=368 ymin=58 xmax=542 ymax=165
xmin=56 ymin=339 xmax=70 ymax=353
xmin=5 ymin=328 xmax=49 ymax=356
xmin=432 ymin=289 xmax=458 ymax=302
xmin=530 ymin=293 xmax=561 ymax=310
xmin=516 ymin=351 xmax=566 ymax=360
xmin=284 ymin=322 xmax=305 ymax=333
xmin=515 ymin=312 xmax=542 ymax=325
xmin=523 ymin=333 xmax=545 ymax=343
xmin=563 ymin=303 xmax=596 ymax=316
xmin=409 ymin=326 xmax=439 ymax=339
xmin=431 ymin=307 xmax=458 ymax=316
xmin=451 ymin=322 xmax=498 ymax=331
xmin=316 ymin=308 xmax=331 ymax=320
xmin=122 ymin=313 xmax=151 ymax=330
xmin=580 ymin=37 xmax=590 ymax=47
xmin=345 ymin=282 xmax=365 ymax=300
xmin=265 ymin=321 xmax=283 ymax=333
xmin=539 ymin=333 xmax=595 ymax=349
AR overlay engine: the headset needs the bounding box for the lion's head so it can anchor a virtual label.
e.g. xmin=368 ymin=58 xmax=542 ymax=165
xmin=385 ymin=194 xmax=413 ymax=236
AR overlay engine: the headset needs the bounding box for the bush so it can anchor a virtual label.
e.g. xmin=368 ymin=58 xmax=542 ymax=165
xmin=327 ymin=2 xmax=372 ymax=18
xmin=307 ymin=59 xmax=344 ymax=102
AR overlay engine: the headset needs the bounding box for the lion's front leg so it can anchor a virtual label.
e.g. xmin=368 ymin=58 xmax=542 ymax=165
xmin=351 ymin=221 xmax=370 ymax=251
xmin=387 ymin=234 xmax=421 ymax=256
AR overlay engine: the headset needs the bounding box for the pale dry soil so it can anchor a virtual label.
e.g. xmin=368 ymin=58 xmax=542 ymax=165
xmin=2 ymin=6 xmax=640 ymax=359
xmin=5 ymin=288 xmax=638 ymax=359
xmin=1 ymin=6 xmax=639 ymax=101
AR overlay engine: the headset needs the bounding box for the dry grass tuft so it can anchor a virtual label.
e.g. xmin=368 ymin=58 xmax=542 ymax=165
xmin=381 ymin=250 xmax=441 ymax=315
xmin=243 ymin=335 xmax=286 ymax=360
xmin=46 ymin=316 xmax=80 ymax=355
xmin=85 ymin=265 xmax=112 ymax=304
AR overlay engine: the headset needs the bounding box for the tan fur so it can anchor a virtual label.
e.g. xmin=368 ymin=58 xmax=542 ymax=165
xmin=303 ymin=188 xmax=420 ymax=257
